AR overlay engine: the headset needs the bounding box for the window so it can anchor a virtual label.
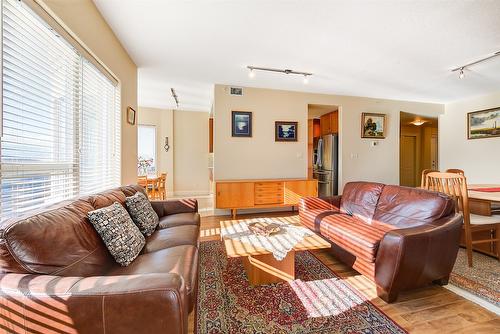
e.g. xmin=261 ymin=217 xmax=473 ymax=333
xmin=137 ymin=125 xmax=156 ymax=176
xmin=1 ymin=0 xmax=121 ymax=221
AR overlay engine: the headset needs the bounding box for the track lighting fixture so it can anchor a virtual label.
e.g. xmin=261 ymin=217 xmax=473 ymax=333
xmin=459 ymin=68 xmax=465 ymax=79
xmin=170 ymin=88 xmax=179 ymax=107
xmin=452 ymin=50 xmax=500 ymax=79
xmin=247 ymin=66 xmax=312 ymax=84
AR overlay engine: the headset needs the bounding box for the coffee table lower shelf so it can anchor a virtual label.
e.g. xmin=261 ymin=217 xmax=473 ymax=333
xmin=242 ymin=250 xmax=295 ymax=285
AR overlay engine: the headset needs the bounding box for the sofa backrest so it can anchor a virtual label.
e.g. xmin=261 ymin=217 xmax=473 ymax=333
xmin=0 ymin=185 xmax=146 ymax=276
xmin=372 ymin=185 xmax=455 ymax=228
xmin=340 ymin=181 xmax=385 ymax=224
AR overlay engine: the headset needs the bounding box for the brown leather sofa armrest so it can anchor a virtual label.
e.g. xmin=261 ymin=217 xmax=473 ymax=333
xmin=299 ymin=196 xmax=341 ymax=211
xmin=375 ymin=213 xmax=463 ymax=302
xmin=151 ymin=198 xmax=198 ymax=218
xmin=0 ymin=273 xmax=188 ymax=334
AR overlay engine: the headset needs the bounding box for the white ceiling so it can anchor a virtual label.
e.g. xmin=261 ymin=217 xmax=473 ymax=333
xmin=94 ymin=0 xmax=500 ymax=112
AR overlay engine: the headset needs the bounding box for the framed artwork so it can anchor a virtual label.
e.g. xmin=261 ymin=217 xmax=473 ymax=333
xmin=232 ymin=111 xmax=252 ymax=137
xmin=127 ymin=106 xmax=136 ymax=125
xmin=467 ymin=107 xmax=500 ymax=139
xmin=229 ymin=87 xmax=243 ymax=96
xmin=361 ymin=113 xmax=386 ymax=138
xmin=275 ymin=121 xmax=298 ymax=142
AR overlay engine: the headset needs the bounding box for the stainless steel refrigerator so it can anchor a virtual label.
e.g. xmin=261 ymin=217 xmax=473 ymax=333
xmin=313 ymin=134 xmax=338 ymax=197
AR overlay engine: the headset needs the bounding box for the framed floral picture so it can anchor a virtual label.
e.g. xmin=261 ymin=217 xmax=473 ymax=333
xmin=361 ymin=113 xmax=386 ymax=138
xmin=468 ymin=107 xmax=500 ymax=139
xmin=232 ymin=111 xmax=252 ymax=137
xmin=275 ymin=121 xmax=298 ymax=141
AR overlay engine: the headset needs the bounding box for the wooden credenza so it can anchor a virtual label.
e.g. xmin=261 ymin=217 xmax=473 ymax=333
xmin=215 ymin=179 xmax=318 ymax=218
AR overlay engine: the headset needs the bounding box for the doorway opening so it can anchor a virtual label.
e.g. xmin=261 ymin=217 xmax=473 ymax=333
xmin=399 ymin=112 xmax=438 ymax=187
xmin=307 ymin=104 xmax=339 ymax=196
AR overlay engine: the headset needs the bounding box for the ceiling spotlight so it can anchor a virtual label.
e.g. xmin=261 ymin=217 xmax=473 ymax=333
xmin=303 ymin=75 xmax=309 ymax=84
xmin=459 ymin=67 xmax=465 ymax=79
xmin=248 ymin=68 xmax=255 ymax=78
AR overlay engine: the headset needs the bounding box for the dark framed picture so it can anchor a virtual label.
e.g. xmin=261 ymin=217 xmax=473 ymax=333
xmin=127 ymin=106 xmax=136 ymax=125
xmin=467 ymin=107 xmax=500 ymax=139
xmin=232 ymin=111 xmax=252 ymax=137
xmin=361 ymin=112 xmax=386 ymax=138
xmin=275 ymin=121 xmax=298 ymax=142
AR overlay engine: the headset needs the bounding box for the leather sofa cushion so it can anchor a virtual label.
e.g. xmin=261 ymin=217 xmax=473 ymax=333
xmin=319 ymin=213 xmax=395 ymax=263
xmin=88 ymin=189 xmax=127 ymax=210
xmin=120 ymin=184 xmax=147 ymax=197
xmin=158 ymin=213 xmax=200 ymax=229
xmin=143 ymin=225 xmax=200 ymax=253
xmin=300 ymin=209 xmax=337 ymax=232
xmin=373 ymin=185 xmax=456 ymax=228
xmin=0 ymin=199 xmax=115 ymax=276
xmin=340 ymin=182 xmax=385 ymax=224
xmin=107 ymin=245 xmax=198 ymax=306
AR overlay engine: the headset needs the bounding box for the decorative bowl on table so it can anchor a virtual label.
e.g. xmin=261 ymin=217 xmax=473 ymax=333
xmin=247 ymin=221 xmax=281 ymax=237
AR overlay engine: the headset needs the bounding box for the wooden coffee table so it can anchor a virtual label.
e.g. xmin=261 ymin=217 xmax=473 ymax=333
xmin=220 ymin=218 xmax=331 ymax=286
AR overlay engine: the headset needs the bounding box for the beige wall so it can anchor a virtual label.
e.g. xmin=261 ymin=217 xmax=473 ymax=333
xmin=173 ymin=111 xmax=210 ymax=194
xmin=138 ymin=107 xmax=174 ymax=193
xmin=440 ymin=91 xmax=500 ymax=184
xmin=214 ymin=85 xmax=444 ymax=190
xmin=39 ymin=0 xmax=138 ymax=185
xmin=138 ymin=108 xmax=210 ymax=194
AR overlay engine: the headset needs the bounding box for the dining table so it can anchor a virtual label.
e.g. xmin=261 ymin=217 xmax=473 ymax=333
xmin=468 ymin=184 xmax=500 ymax=215
xmin=466 ymin=184 xmax=500 ymax=257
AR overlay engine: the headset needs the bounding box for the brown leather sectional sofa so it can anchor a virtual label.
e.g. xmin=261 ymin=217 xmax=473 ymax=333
xmin=0 ymin=185 xmax=199 ymax=334
xmin=299 ymin=181 xmax=463 ymax=303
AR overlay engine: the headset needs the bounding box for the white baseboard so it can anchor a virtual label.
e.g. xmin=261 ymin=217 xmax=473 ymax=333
xmin=445 ymin=284 xmax=500 ymax=315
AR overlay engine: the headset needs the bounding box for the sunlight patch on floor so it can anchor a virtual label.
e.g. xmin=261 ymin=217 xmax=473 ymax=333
xmin=289 ymin=278 xmax=365 ymax=318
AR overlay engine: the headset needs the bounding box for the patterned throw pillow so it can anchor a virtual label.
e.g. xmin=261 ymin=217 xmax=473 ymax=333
xmin=88 ymin=202 xmax=145 ymax=266
xmin=125 ymin=192 xmax=159 ymax=237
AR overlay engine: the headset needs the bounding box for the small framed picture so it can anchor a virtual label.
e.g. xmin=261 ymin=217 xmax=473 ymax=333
xmin=127 ymin=107 xmax=136 ymax=125
xmin=275 ymin=121 xmax=298 ymax=142
xmin=232 ymin=111 xmax=252 ymax=137
xmin=467 ymin=107 xmax=500 ymax=139
xmin=230 ymin=87 xmax=243 ymax=96
xmin=361 ymin=113 xmax=386 ymax=138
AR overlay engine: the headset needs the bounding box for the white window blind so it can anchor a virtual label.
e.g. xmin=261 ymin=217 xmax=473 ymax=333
xmin=1 ymin=0 xmax=121 ymax=221
xmin=80 ymin=59 xmax=121 ymax=195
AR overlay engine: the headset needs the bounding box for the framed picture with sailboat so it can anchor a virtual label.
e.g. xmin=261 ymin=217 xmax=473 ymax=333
xmin=468 ymin=107 xmax=500 ymax=139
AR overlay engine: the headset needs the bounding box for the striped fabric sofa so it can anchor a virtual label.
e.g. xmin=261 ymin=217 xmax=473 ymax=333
xmin=299 ymin=181 xmax=463 ymax=302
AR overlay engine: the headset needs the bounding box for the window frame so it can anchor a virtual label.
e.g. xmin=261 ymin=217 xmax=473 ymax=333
xmin=0 ymin=0 xmax=122 ymax=221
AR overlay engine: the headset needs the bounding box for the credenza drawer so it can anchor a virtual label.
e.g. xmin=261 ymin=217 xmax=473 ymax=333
xmin=255 ymin=193 xmax=283 ymax=205
xmin=255 ymin=182 xmax=283 ymax=191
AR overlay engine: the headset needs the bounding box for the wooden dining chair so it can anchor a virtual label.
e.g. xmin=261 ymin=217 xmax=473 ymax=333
xmin=145 ymin=176 xmax=156 ymax=199
xmin=446 ymin=168 xmax=465 ymax=175
xmin=138 ymin=176 xmax=147 ymax=189
xmin=158 ymin=173 xmax=167 ymax=200
xmin=420 ymin=169 xmax=439 ymax=189
xmin=425 ymin=172 xmax=500 ymax=267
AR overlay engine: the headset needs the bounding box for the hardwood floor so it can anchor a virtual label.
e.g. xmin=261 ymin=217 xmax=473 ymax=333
xmin=189 ymin=212 xmax=500 ymax=333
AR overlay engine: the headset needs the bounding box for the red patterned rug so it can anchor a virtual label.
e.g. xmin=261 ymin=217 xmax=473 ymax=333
xmin=196 ymin=240 xmax=407 ymax=334
xmin=450 ymin=248 xmax=500 ymax=306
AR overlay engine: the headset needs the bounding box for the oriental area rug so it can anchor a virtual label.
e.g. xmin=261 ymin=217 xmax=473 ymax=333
xmin=450 ymin=248 xmax=500 ymax=307
xmin=195 ymin=240 xmax=406 ymax=334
